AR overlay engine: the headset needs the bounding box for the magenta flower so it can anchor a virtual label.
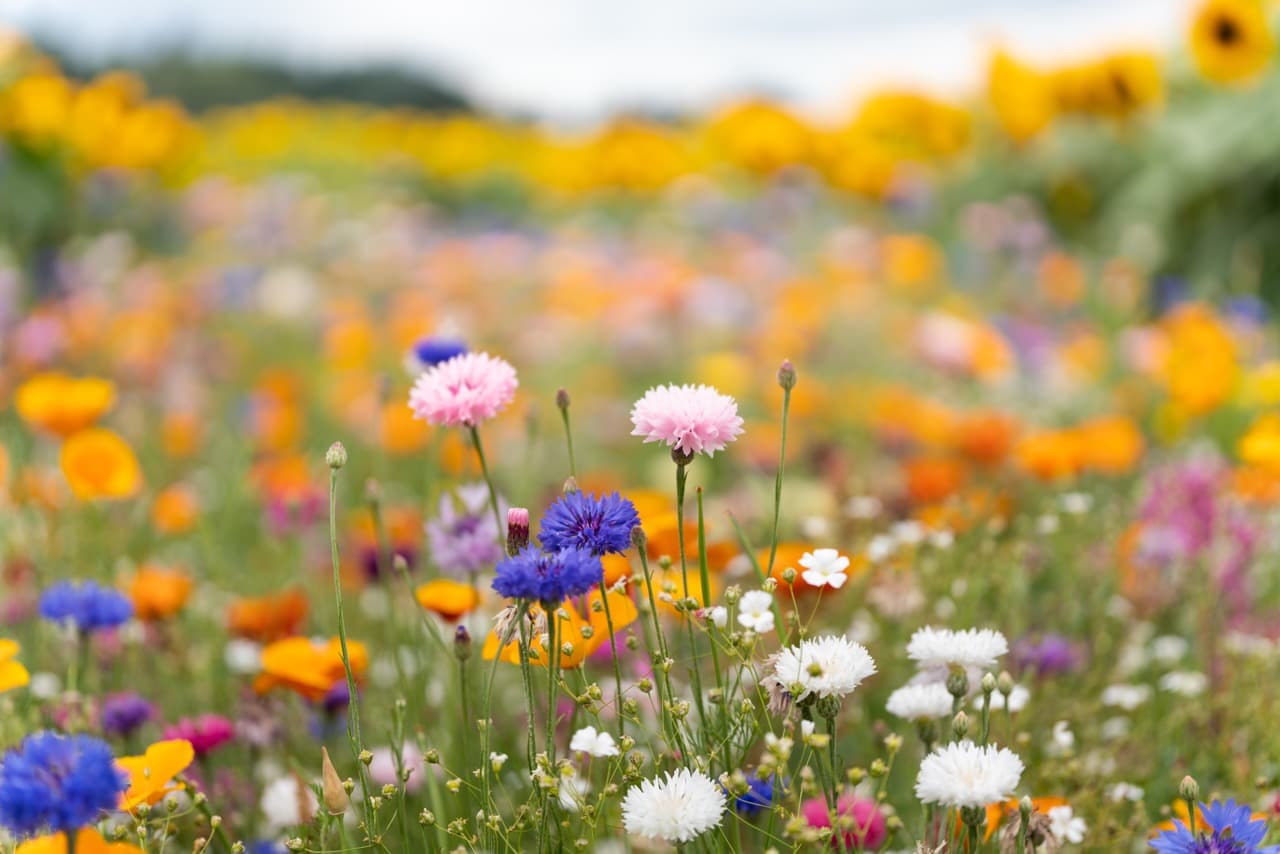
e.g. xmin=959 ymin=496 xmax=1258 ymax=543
xmin=163 ymin=714 xmax=236 ymax=757
xmin=408 ymin=352 xmax=518 ymax=427
xmin=629 ymin=384 xmax=744 ymax=458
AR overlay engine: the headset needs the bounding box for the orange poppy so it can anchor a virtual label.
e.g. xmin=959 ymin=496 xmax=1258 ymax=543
xmin=1075 ymin=415 xmax=1144 ymax=475
xmin=118 ymin=739 xmax=195 ymax=812
xmin=254 ymin=636 xmax=368 ymax=701
xmin=160 ymin=410 xmax=203 ymax=458
xmin=1014 ymin=430 xmax=1083 ymax=481
xmin=483 ymin=587 xmax=638 ymax=669
xmin=954 ymin=411 xmax=1019 ymax=467
xmin=17 ymin=828 xmax=145 ymax=854
xmin=903 ymin=456 xmax=967 ymax=504
xmin=415 ymin=579 xmax=480 ymax=621
xmin=150 ymin=484 xmax=199 ymax=534
xmin=15 ymin=373 xmax=115 ymax=437
xmin=60 ymin=428 xmax=143 ymax=500
xmin=227 ymin=588 xmax=309 ymax=642
xmin=128 ymin=565 xmax=193 ymax=621
xmin=380 ymin=400 xmax=430 ymax=455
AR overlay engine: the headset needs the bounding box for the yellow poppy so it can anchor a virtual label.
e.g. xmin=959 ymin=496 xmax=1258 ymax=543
xmin=254 ymin=636 xmax=368 ymax=701
xmin=59 ymin=428 xmax=143 ymax=501
xmin=0 ymin=639 xmax=29 ymax=693
xmin=415 ymin=579 xmax=480 ymax=621
xmin=1189 ymin=0 xmax=1274 ymax=84
xmin=118 ymin=739 xmax=195 ymax=812
xmin=15 ymin=373 xmax=115 ymax=438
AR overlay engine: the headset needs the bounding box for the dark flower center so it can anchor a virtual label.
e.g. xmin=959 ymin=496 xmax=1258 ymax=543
xmin=1214 ymin=15 xmax=1241 ymax=46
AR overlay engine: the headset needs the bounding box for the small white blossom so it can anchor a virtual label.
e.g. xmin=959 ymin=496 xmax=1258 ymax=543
xmin=1047 ymin=805 xmax=1087 ymax=844
xmin=1159 ymin=671 xmax=1207 ymax=697
xmin=569 ymin=726 xmax=620 ymax=758
xmin=799 ymin=548 xmax=850 ymax=589
xmin=737 ymin=590 xmax=776 ymax=634
xmin=1107 ymin=782 xmax=1144 ymax=802
xmin=1100 ymin=684 xmax=1151 ymax=710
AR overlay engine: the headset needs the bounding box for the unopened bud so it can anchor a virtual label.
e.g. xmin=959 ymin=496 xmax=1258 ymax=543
xmin=325 ymin=442 xmax=347 ymax=470
xmin=630 ymin=526 xmax=647 ymax=551
xmin=454 ymin=625 xmax=472 ymax=661
xmin=507 ymin=508 xmax=530 ymax=555
xmin=1180 ymin=775 xmax=1200 ymax=802
xmin=981 ymin=672 xmax=996 ymax=695
xmin=997 ymin=671 xmax=1014 ymax=695
xmin=322 ymin=748 xmax=349 ymax=815
xmin=777 ymin=359 xmax=797 ymax=391
xmin=951 ymin=711 xmax=969 ymax=738
xmin=563 ymin=476 xmax=580 ymax=495
xmin=556 ymin=388 xmax=571 ymax=411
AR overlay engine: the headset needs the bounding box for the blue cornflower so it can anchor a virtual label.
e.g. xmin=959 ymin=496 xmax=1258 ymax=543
xmin=728 ymin=774 xmax=777 ymax=816
xmin=492 ymin=546 xmax=603 ymax=605
xmin=538 ymin=491 xmax=640 ymax=556
xmin=99 ymin=692 xmax=155 ymax=738
xmin=38 ymin=581 xmax=133 ymax=633
xmin=1150 ymin=799 xmax=1280 ymax=854
xmin=0 ymin=731 xmax=129 ymax=837
xmin=410 ymin=337 xmax=468 ymax=370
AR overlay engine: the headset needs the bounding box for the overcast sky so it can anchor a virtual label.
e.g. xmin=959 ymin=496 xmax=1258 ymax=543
xmin=0 ymin=0 xmax=1187 ymax=120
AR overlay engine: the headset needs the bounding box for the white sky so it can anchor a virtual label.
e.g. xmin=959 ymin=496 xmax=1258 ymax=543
xmin=0 ymin=0 xmax=1189 ymax=121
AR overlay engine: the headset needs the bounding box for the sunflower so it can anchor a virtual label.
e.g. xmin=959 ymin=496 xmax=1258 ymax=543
xmin=1189 ymin=0 xmax=1275 ymax=84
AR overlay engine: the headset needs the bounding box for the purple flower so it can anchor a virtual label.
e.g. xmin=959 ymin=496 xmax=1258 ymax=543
xmin=409 ymin=337 xmax=467 ymax=372
xmin=538 ymin=492 xmax=639 ymax=556
xmin=100 ymin=693 xmax=155 ymax=738
xmin=1012 ymin=634 xmax=1082 ymax=677
xmin=426 ymin=484 xmax=504 ymax=577
xmin=1150 ymin=799 xmax=1279 ymax=853
xmin=38 ymin=581 xmax=133 ymax=633
xmin=163 ymin=714 xmax=236 ymax=757
xmin=492 ymin=546 xmax=603 ymax=606
xmin=0 ymin=732 xmax=128 ymax=837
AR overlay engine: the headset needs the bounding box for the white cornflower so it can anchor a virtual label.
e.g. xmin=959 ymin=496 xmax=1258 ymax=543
xmin=1101 ymin=683 xmax=1151 ymax=710
xmin=1107 ymin=782 xmax=1144 ymax=803
xmin=983 ymin=684 xmax=1030 ymax=713
xmin=260 ymin=775 xmax=319 ymax=829
xmin=907 ymin=626 xmax=1008 ymax=673
xmin=769 ymin=635 xmax=877 ymax=703
xmin=914 ymin=741 xmax=1023 ymax=808
xmin=569 ymin=726 xmax=619 ymax=758
xmin=737 ymin=590 xmax=775 ymax=634
xmin=1047 ymin=805 xmax=1087 ymax=844
xmin=1159 ymin=671 xmax=1207 ymax=697
xmin=886 ymin=682 xmax=954 ymax=721
xmin=799 ymin=548 xmax=851 ymax=589
xmin=621 ymin=768 xmax=726 ymax=843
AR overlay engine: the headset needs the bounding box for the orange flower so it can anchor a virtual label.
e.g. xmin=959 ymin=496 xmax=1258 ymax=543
xmin=60 ymin=428 xmax=143 ymax=500
xmin=0 ymin=639 xmax=29 ymax=694
xmin=254 ymin=636 xmax=368 ymax=701
xmin=118 ymin=739 xmax=195 ymax=812
xmin=15 ymin=373 xmax=115 ymax=437
xmin=128 ymin=565 xmax=193 ymax=621
xmin=954 ymin=410 xmax=1019 ymax=466
xmin=1075 ymin=415 xmax=1144 ymax=474
xmin=483 ymin=587 xmax=637 ymax=669
xmin=150 ymin=484 xmax=199 ymax=534
xmin=160 ymin=410 xmax=202 ymax=458
xmin=227 ymin=588 xmax=309 ymax=642
xmin=17 ymin=828 xmax=145 ymax=854
xmin=380 ymin=400 xmax=429 ymax=455
xmin=903 ymin=456 xmax=967 ymax=504
xmin=754 ymin=542 xmax=815 ymax=591
xmin=984 ymin=796 xmax=1069 ymax=841
xmin=642 ymin=512 xmax=736 ymax=571
xmin=415 ymin=579 xmax=480 ymax=621
xmin=1014 ymin=430 xmax=1083 ymax=481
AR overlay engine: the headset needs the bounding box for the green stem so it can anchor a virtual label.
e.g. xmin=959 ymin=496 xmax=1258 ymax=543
xmin=558 ymin=398 xmax=577 ymax=479
xmin=676 ymin=462 xmax=709 ymax=736
xmin=599 ymin=584 xmax=627 ymax=739
xmin=764 ymin=383 xmax=792 ymax=581
xmin=468 ymin=425 xmax=505 ymax=545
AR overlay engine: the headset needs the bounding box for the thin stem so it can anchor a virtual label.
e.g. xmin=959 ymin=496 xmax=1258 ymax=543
xmin=558 ymin=398 xmax=577 ymax=479
xmin=764 ymin=383 xmax=793 ymax=581
xmin=676 ymin=462 xmax=708 ymax=735
xmin=599 ymin=584 xmax=627 ymax=739
xmin=468 ymin=425 xmax=505 ymax=545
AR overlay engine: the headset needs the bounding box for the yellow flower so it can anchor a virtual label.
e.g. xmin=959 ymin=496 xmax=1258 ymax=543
xmin=0 ymin=639 xmax=29 ymax=693
xmin=59 ymin=428 xmax=143 ymax=501
xmin=118 ymin=739 xmax=195 ymax=812
xmin=1189 ymin=0 xmax=1275 ymax=84
xmin=17 ymin=828 xmax=145 ymax=854
xmin=1239 ymin=412 xmax=1280 ymax=469
xmin=15 ymin=373 xmax=115 ymax=438
xmin=415 ymin=579 xmax=480 ymax=622
xmin=1161 ymin=303 xmax=1239 ymax=417
xmin=987 ymin=50 xmax=1056 ymax=143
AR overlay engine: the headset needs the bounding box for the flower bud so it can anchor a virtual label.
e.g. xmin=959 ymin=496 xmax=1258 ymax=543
xmin=951 ymin=711 xmax=969 ymax=739
xmin=321 ymin=748 xmax=348 ymax=815
xmin=777 ymin=359 xmax=797 ymax=391
xmin=556 ymin=388 xmax=571 ymax=412
xmin=980 ymin=672 xmax=996 ymax=695
xmin=997 ymin=670 xmax=1015 ymax=695
xmin=631 ymin=525 xmax=647 ymax=551
xmin=325 ymin=442 xmax=347 ymax=470
xmin=946 ymin=670 xmax=969 ymax=699
xmin=1180 ymin=775 xmax=1200 ymax=802
xmin=454 ymin=625 xmax=472 ymax=661
xmin=507 ymin=508 xmax=530 ymax=555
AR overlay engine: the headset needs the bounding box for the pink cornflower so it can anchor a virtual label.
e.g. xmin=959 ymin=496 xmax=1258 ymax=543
xmin=163 ymin=714 xmax=236 ymax=757
xmin=629 ymin=384 xmax=744 ymax=458
xmin=408 ymin=352 xmax=518 ymax=428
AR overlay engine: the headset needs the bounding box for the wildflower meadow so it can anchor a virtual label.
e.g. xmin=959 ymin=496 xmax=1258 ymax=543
xmin=4 ymin=2 xmax=1280 ymax=852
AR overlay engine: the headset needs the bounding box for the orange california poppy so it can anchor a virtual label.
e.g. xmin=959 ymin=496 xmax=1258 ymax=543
xmin=228 ymin=588 xmax=310 ymax=642
xmin=1075 ymin=415 xmax=1144 ymax=475
xmin=483 ymin=587 xmax=638 ymax=670
xmin=150 ymin=484 xmax=199 ymax=534
xmin=753 ymin=541 xmax=816 ymax=592
xmin=415 ymin=579 xmax=480 ymax=621
xmin=14 ymin=373 xmax=115 ymax=437
xmin=127 ymin=565 xmax=193 ymax=621
xmin=59 ymin=428 xmax=143 ymax=500
xmin=380 ymin=400 xmax=430 ymax=455
xmin=954 ymin=410 xmax=1019 ymax=467
xmin=160 ymin=410 xmax=203 ymax=458
xmin=903 ymin=456 xmax=967 ymax=504
xmin=1014 ymin=429 xmax=1083 ymax=481
xmin=17 ymin=828 xmax=145 ymax=854
xmin=254 ymin=636 xmax=368 ymax=701
xmin=118 ymin=739 xmax=195 ymax=812
xmin=0 ymin=639 xmax=30 ymax=693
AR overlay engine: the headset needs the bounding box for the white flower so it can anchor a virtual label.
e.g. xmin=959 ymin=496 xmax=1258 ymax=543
xmin=621 ymin=768 xmax=726 ymax=843
xmin=737 ymin=590 xmax=775 ymax=634
xmin=1047 ymin=805 xmax=1087 ymax=844
xmin=569 ymin=726 xmax=619 ymax=758
xmin=489 ymin=752 xmax=508 ymax=772
xmin=907 ymin=626 xmax=1008 ymax=673
xmin=1107 ymin=782 xmax=1144 ymax=803
xmin=892 ymin=520 xmax=925 ymax=546
xmin=28 ymin=672 xmax=61 ymax=700
xmin=1059 ymin=492 xmax=1093 ymax=515
xmin=929 ymin=530 xmax=954 ymax=550
xmin=1159 ymin=671 xmax=1207 ymax=697
xmin=866 ymin=534 xmax=896 ymax=562
xmin=846 ymin=495 xmax=883 ymax=519
xmin=984 ymin=684 xmax=1030 ymax=713
xmin=558 ymin=768 xmax=590 ymax=812
xmin=1048 ymin=720 xmax=1075 ymax=754
xmin=1036 ymin=514 xmax=1060 ymax=535
xmin=801 ymin=720 xmax=815 ymax=738
xmin=914 ymin=741 xmax=1023 ymax=808
xmin=1100 ymin=717 xmax=1130 ymax=740
xmin=799 ymin=548 xmax=850 ymax=589
xmin=1101 ymin=684 xmax=1151 ymax=710
xmin=886 ymin=682 xmax=954 ymax=721
xmin=703 ymin=606 xmax=728 ymax=628
xmin=260 ymin=775 xmax=318 ymax=829
xmin=1151 ymin=635 xmax=1189 ymax=663
xmin=770 ymin=635 xmax=877 ymax=703
xmin=224 ymin=639 xmax=263 ymax=674
xmin=801 ymin=515 xmax=831 ymax=539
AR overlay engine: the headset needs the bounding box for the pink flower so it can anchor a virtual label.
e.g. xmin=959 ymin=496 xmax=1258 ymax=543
xmin=800 ymin=794 xmax=887 ymax=850
xmin=629 ymin=384 xmax=744 ymax=458
xmin=163 ymin=714 xmax=236 ymax=757
xmin=408 ymin=352 xmax=518 ymax=428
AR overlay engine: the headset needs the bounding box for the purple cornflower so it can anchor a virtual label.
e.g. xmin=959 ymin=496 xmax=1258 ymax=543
xmin=728 ymin=774 xmax=777 ymax=815
xmin=538 ymin=492 xmax=640 ymax=556
xmin=99 ymin=692 xmax=155 ymax=738
xmin=1012 ymin=633 xmax=1082 ymax=677
xmin=38 ymin=580 xmax=133 ymax=633
xmin=492 ymin=546 xmax=603 ymax=606
xmin=426 ymin=484 xmax=504 ymax=577
xmin=0 ymin=731 xmax=128 ymax=837
xmin=409 ymin=337 xmax=467 ymax=372
xmin=1150 ymin=799 xmax=1279 ymax=853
